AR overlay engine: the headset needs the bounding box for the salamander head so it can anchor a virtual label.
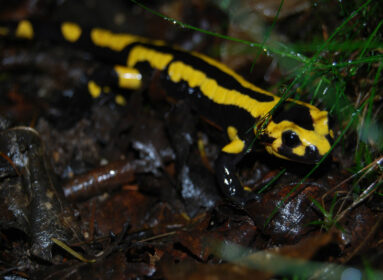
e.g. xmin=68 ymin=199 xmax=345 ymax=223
xmin=261 ymin=101 xmax=333 ymax=163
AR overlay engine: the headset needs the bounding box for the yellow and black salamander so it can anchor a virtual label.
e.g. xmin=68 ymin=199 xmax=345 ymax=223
xmin=0 ymin=20 xmax=334 ymax=205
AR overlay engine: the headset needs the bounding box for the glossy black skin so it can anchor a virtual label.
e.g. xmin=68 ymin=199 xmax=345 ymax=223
xmin=215 ymin=152 xmax=247 ymax=206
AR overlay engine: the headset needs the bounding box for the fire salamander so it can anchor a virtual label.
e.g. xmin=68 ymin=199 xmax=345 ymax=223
xmin=0 ymin=20 xmax=334 ymax=205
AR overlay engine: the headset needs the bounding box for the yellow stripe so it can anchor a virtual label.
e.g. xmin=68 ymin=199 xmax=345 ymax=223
xmin=167 ymin=61 xmax=279 ymax=119
xmin=90 ymin=28 xmax=165 ymax=52
xmin=61 ymin=22 xmax=82 ymax=43
xmin=15 ymin=20 xmax=33 ymax=39
xmin=128 ymin=45 xmax=173 ymax=70
xmin=192 ymin=52 xmax=276 ymax=98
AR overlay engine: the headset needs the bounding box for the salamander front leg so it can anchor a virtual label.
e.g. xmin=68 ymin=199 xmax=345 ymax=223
xmin=215 ymin=151 xmax=246 ymax=206
xmin=215 ymin=126 xmax=251 ymax=206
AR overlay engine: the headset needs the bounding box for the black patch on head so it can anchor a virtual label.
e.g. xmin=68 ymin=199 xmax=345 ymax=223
xmin=277 ymin=144 xmax=322 ymax=164
xmin=282 ymin=130 xmax=301 ymax=148
xmin=272 ymin=101 xmax=314 ymax=130
xmin=260 ymin=134 xmax=276 ymax=144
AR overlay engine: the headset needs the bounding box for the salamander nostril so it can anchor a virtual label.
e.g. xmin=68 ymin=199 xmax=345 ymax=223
xmin=305 ymin=145 xmax=319 ymax=159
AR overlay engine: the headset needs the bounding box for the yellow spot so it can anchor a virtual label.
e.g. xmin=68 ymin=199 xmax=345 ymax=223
xmin=329 ymin=129 xmax=334 ymax=138
xmin=15 ymin=20 xmax=33 ymax=39
xmin=103 ymin=86 xmax=111 ymax=93
xmin=115 ymin=95 xmax=127 ymax=106
xmin=222 ymin=138 xmax=245 ymax=154
xmin=167 ymin=61 xmax=279 ymax=119
xmin=114 ymin=65 xmax=142 ymax=89
xmin=243 ymin=186 xmax=252 ymax=192
xmin=61 ymin=22 xmax=82 ymax=42
xmin=128 ymin=45 xmax=173 ymax=70
xmin=222 ymin=126 xmax=245 ymax=154
xmin=227 ymin=126 xmax=238 ymax=141
xmin=88 ymin=81 xmax=101 ymax=98
xmin=292 ymin=145 xmax=306 ymax=156
xmin=0 ymin=27 xmax=9 ymax=36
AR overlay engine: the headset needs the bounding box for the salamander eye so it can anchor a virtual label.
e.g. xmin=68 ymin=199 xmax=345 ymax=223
xmin=282 ymin=130 xmax=301 ymax=148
